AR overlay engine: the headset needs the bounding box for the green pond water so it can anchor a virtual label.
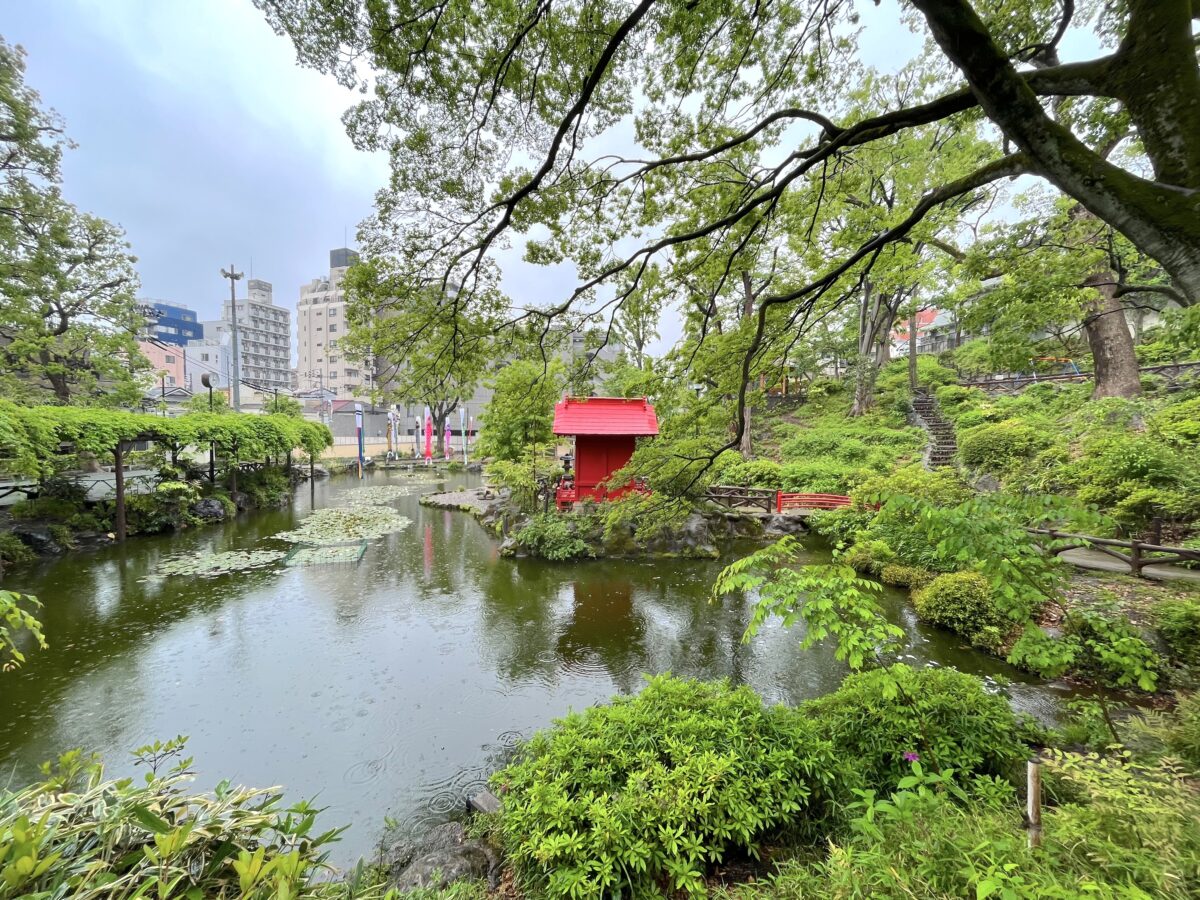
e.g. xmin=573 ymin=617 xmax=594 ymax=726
xmin=0 ymin=470 xmax=1074 ymax=864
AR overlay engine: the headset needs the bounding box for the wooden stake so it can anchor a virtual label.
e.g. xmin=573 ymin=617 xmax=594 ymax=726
xmin=114 ymin=441 xmax=126 ymax=542
xmin=1026 ymin=758 xmax=1042 ymax=849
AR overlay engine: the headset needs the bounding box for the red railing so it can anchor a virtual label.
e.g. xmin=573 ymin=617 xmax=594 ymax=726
xmin=776 ymin=492 xmax=852 ymax=513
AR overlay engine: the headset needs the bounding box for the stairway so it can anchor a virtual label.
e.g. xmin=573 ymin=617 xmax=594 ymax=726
xmin=911 ymin=389 xmax=957 ymax=469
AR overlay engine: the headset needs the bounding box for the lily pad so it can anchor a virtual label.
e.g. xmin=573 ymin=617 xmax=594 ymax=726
xmin=275 ymin=506 xmax=413 ymax=544
xmin=342 ymin=485 xmax=416 ymax=505
xmin=155 ymin=549 xmax=287 ymax=578
xmin=285 ymin=544 xmax=366 ymax=566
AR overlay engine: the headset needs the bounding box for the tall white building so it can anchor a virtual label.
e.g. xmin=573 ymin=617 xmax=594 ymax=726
xmin=298 ymin=248 xmax=366 ymax=400
xmin=185 ymin=332 xmax=233 ymax=390
xmin=203 ymin=279 xmax=292 ymax=393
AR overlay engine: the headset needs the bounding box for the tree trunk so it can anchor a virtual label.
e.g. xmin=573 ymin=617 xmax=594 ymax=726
xmin=1083 ymin=273 xmax=1142 ymax=398
xmin=739 ymin=272 xmax=756 ymax=456
xmin=114 ymin=441 xmax=126 ymax=542
xmin=908 ymin=307 xmax=919 ymax=392
xmin=913 ymin=0 xmax=1200 ymax=305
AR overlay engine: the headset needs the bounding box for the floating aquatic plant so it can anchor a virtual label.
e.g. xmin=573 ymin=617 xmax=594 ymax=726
xmin=275 ymin=506 xmax=412 ymax=544
xmin=154 ymin=549 xmax=287 ymax=578
xmin=285 ymin=544 xmax=367 ymax=566
xmin=342 ymin=485 xmax=416 ymax=505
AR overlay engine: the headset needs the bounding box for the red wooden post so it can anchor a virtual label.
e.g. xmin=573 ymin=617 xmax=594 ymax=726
xmin=776 ymin=490 xmax=782 ymax=514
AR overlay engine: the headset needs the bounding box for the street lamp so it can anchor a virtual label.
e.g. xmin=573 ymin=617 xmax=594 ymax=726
xmin=201 ymin=373 xmax=215 ymax=482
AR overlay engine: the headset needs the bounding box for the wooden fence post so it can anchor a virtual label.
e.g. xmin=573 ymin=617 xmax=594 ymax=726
xmin=1027 ymin=758 xmax=1042 ymax=849
xmin=1130 ymin=540 xmax=1143 ymax=577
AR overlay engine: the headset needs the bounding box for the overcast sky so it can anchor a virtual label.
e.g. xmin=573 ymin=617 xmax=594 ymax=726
xmin=4 ymin=0 xmax=928 ymax=359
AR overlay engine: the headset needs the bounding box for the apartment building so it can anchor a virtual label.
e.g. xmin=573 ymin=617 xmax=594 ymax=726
xmin=203 ymin=278 xmax=291 ymax=392
xmin=297 ymin=248 xmax=364 ymax=400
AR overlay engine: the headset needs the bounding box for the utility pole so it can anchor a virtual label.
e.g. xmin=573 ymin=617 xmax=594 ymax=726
xmin=221 ymin=264 xmax=244 ymax=411
xmin=160 ymin=373 xmax=167 ymax=417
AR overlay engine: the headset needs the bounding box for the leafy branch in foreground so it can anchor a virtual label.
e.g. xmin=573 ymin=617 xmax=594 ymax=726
xmin=0 ymin=590 xmax=45 ymax=672
xmin=714 ymin=535 xmax=903 ymax=673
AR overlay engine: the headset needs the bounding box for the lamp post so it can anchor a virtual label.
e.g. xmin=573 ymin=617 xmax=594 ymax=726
xmin=201 ymin=373 xmax=215 ymax=483
xmin=220 ymin=265 xmax=244 ymax=411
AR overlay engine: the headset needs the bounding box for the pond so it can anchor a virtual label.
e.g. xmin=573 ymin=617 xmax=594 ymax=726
xmin=0 ymin=470 xmax=1074 ymax=865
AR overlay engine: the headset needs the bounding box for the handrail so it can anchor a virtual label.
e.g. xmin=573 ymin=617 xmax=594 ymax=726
xmin=1027 ymin=527 xmax=1200 ymax=577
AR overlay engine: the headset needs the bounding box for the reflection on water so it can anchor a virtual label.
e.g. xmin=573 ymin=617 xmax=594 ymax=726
xmin=0 ymin=471 xmax=1068 ymax=864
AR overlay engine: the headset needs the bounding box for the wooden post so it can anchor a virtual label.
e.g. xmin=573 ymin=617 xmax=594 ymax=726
xmin=114 ymin=441 xmax=126 ymax=542
xmin=1130 ymin=540 xmax=1143 ymax=577
xmin=1026 ymin=758 xmax=1042 ymax=849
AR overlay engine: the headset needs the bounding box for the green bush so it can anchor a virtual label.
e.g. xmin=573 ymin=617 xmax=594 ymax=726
xmin=1154 ymin=596 xmax=1200 ymax=666
xmin=1007 ymin=624 xmax=1079 ymax=678
xmin=722 ymin=752 xmax=1200 ymax=900
xmin=493 ymin=675 xmax=848 ymax=898
xmin=853 ymin=465 xmax=972 ymax=508
xmin=876 ymin=356 xmax=957 ymax=398
xmin=779 ymin=459 xmax=865 ymax=493
xmin=957 ymin=420 xmax=1052 ymax=473
xmin=780 ymin=431 xmax=869 ymax=463
xmin=1063 ymin=609 xmax=1161 ymax=692
xmin=1151 ymin=397 xmax=1200 ymax=448
xmin=719 ymin=458 xmax=783 ymax=488
xmin=840 ymin=539 xmax=894 ymax=575
xmin=806 ymin=507 xmax=875 ymax=545
xmin=879 ymin=563 xmax=934 ymax=589
xmin=238 ymin=467 xmax=291 ymax=507
xmin=0 ymin=532 xmax=35 ymax=567
xmin=0 ymin=739 xmax=385 ymax=899
xmin=913 ymin=572 xmax=1010 ymax=650
xmin=1162 ymin=693 xmax=1200 ymax=767
xmin=511 ymin=513 xmax=591 ymax=561
xmin=933 ymin=384 xmax=985 ymax=420
xmin=9 ymin=497 xmax=78 ymax=521
xmin=802 ymin=664 xmax=1025 ymax=789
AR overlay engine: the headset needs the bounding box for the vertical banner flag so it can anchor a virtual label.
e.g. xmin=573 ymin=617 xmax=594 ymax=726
xmin=354 ymin=403 xmax=365 ymax=479
xmin=413 ymin=416 xmax=420 ymax=457
xmin=444 ymin=423 xmax=452 ymax=459
xmin=424 ymin=407 xmax=433 ymax=463
xmin=460 ymin=407 xmax=467 ymax=463
xmin=386 ymin=409 xmax=394 ymax=456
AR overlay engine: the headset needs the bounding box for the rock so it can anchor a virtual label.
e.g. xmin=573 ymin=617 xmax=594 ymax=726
xmin=387 ymin=823 xmax=497 ymax=892
xmin=311 ymin=465 xmax=330 ymax=479
xmin=498 ymin=537 xmax=521 ymax=557
xmin=972 ymin=473 xmax=1002 ymax=493
xmin=189 ymin=499 xmax=226 ymax=522
xmin=11 ymin=524 xmax=66 ymax=555
xmin=229 ymin=491 xmax=253 ymax=511
xmin=72 ymin=531 xmax=115 ymax=551
xmin=761 ymin=514 xmax=808 ymax=536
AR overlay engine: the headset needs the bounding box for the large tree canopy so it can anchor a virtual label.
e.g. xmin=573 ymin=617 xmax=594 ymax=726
xmin=0 ymin=37 xmax=145 ymax=406
xmin=258 ymin=0 xmax=1199 ymax=451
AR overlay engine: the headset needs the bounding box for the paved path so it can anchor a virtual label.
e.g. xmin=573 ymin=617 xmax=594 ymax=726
xmin=1059 ymin=547 xmax=1200 ymax=583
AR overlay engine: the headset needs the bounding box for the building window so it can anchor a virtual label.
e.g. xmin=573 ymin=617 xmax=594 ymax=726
xmin=201 ymin=353 xmax=210 ymax=362
xmin=165 ymin=354 xmax=175 ymax=364
xmin=328 ymin=324 xmax=337 ymax=333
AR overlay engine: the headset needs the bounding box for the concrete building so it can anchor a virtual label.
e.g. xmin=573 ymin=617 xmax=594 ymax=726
xmin=137 ymin=340 xmax=186 ymax=388
xmin=203 ymin=279 xmax=292 ymax=393
xmin=297 ymin=248 xmax=365 ymax=400
xmin=185 ymin=332 xmax=233 ymax=390
xmin=141 ymin=300 xmax=203 ymax=346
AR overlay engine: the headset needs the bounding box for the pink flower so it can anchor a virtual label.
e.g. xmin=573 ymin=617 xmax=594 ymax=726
xmin=903 ymin=752 xmax=921 ymax=762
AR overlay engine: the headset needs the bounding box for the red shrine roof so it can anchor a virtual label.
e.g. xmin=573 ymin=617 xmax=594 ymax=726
xmin=552 ymin=396 xmax=659 ymax=436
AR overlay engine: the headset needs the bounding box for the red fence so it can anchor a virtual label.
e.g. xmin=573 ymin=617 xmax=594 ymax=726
xmin=776 ymin=492 xmax=852 ymax=513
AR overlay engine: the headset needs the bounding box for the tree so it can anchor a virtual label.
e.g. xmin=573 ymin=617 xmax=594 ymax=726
xmin=954 ymin=190 xmax=1167 ymax=397
xmin=185 ymin=389 xmax=231 ymax=415
xmin=0 ymin=38 xmax=145 ymax=406
xmin=474 ymin=358 xmax=566 ymax=462
xmin=342 ymin=257 xmax=498 ymax=455
xmin=263 ymin=393 xmax=303 ymax=416
xmin=258 ymin=0 xmax=1200 ymax=458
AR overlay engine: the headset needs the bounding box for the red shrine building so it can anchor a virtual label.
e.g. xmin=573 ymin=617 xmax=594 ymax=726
xmin=553 ymin=397 xmax=658 ymax=509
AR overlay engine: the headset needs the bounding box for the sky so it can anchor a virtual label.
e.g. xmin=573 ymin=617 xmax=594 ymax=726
xmin=3 ymin=0 xmax=926 ymax=360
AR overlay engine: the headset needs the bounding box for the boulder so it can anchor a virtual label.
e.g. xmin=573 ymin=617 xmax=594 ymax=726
xmin=11 ymin=524 xmax=66 ymax=555
xmin=762 ymin=514 xmax=809 ymax=536
xmin=972 ymin=473 xmax=1002 ymax=493
xmin=189 ymin=499 xmax=226 ymax=522
xmin=387 ymin=823 xmax=497 ymax=891
xmin=229 ymin=491 xmax=253 ymax=512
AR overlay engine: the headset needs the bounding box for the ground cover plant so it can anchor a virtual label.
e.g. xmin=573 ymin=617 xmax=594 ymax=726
xmin=152 ymin=549 xmax=289 ymax=578
xmin=275 ymin=506 xmax=412 ymax=544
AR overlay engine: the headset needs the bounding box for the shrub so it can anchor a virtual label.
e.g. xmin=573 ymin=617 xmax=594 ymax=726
xmin=876 ymin=356 xmax=957 ymax=398
xmin=1150 ymin=397 xmax=1200 ymax=448
xmin=806 ymin=507 xmax=875 ymax=545
xmin=853 ymin=465 xmax=972 ymax=508
xmin=1154 ymin=597 xmax=1200 ymax=666
xmin=719 ymin=458 xmax=783 ymax=488
xmin=802 ymin=664 xmax=1025 ymax=789
xmin=779 ymin=459 xmax=865 ymax=493
xmin=933 ymin=384 xmax=985 ymax=420
xmin=9 ymin=497 xmax=78 ymax=521
xmin=0 ymin=532 xmax=35 ymax=567
xmin=1007 ymin=624 xmax=1079 ymax=678
xmin=1162 ymin=693 xmax=1200 ymax=767
xmin=840 ymin=539 xmax=894 ymax=575
xmin=958 ymin=420 xmax=1052 ymax=473
xmin=913 ymin=572 xmax=1010 ymax=650
xmin=1063 ymin=609 xmax=1161 ymax=692
xmin=879 ymin=563 xmax=934 ymax=590
xmin=0 ymin=739 xmax=381 ymax=899
xmin=238 ymin=467 xmax=291 ymax=507
xmin=511 ymin=513 xmax=591 ymax=561
xmin=494 ymin=675 xmax=848 ymax=898
xmin=779 ymin=431 xmax=869 ymax=463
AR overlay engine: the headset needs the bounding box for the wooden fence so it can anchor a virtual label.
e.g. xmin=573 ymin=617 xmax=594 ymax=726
xmin=960 ymin=361 xmax=1200 ymax=394
xmin=1027 ymin=527 xmax=1200 ymax=577
xmin=706 ymin=486 xmax=853 ymax=514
